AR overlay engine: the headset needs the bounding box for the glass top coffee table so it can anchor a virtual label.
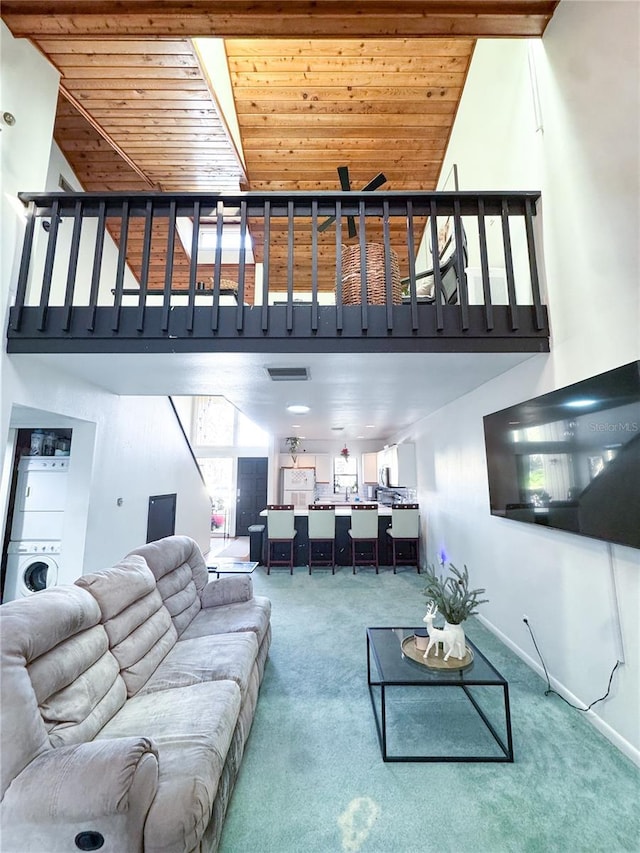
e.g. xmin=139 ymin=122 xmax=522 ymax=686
xmin=207 ymin=559 xmax=258 ymax=578
xmin=367 ymin=627 xmax=514 ymax=762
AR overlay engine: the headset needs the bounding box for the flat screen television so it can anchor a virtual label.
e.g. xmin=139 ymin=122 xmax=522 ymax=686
xmin=483 ymin=361 xmax=640 ymax=549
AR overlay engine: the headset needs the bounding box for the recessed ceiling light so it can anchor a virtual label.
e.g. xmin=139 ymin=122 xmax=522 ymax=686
xmin=287 ymin=404 xmax=310 ymax=414
xmin=291 ymin=423 xmax=301 ymax=428
xmin=365 ymin=424 xmax=375 ymax=429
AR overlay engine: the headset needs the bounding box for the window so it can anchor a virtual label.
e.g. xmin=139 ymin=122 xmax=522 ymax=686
xmin=194 ymin=396 xmax=269 ymax=448
xmin=334 ymin=455 xmax=358 ymax=496
xmin=197 ymin=457 xmax=233 ymax=534
xmin=195 ymin=397 xmax=234 ymax=446
xmin=193 ymin=396 xmax=270 ymax=535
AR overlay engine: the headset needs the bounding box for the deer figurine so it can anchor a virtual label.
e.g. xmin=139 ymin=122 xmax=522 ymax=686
xmin=422 ymin=603 xmax=466 ymax=662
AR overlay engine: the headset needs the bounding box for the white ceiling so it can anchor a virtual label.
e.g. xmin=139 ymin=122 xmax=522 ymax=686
xmin=16 ymin=351 xmax=542 ymax=442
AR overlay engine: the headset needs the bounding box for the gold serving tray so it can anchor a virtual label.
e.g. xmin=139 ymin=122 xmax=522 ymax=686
xmin=401 ymin=635 xmax=474 ymax=671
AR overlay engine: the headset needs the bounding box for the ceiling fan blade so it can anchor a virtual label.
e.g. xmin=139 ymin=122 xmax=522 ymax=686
xmin=319 ymin=166 xmax=352 ymax=232
xmin=362 ymin=172 xmax=387 ymax=192
xmin=317 ymin=215 xmax=335 ymax=233
xmin=337 ymin=165 xmax=351 ymax=192
xmin=318 ymin=168 xmax=386 ymax=235
xmin=338 ymin=166 xmax=359 ymax=237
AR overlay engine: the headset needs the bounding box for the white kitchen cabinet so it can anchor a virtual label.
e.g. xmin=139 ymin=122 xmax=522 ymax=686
xmin=362 ymin=452 xmax=378 ymax=484
xmin=378 ymin=443 xmax=416 ymax=488
xmin=313 ymin=454 xmax=331 ymax=483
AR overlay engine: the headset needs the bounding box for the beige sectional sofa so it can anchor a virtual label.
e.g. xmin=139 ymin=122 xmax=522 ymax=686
xmin=0 ymin=535 xmax=271 ymax=853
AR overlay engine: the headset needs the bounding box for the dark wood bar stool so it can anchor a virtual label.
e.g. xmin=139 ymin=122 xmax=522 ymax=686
xmin=307 ymin=504 xmax=336 ymax=574
xmin=386 ymin=503 xmax=420 ymax=573
xmin=266 ymin=504 xmax=296 ymax=574
xmin=348 ymin=504 xmax=379 ymax=573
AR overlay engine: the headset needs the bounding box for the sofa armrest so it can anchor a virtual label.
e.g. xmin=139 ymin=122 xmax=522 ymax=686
xmin=0 ymin=737 xmax=158 ymax=853
xmin=201 ymin=574 xmax=253 ymax=608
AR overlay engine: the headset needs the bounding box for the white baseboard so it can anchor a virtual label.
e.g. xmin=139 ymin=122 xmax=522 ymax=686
xmin=476 ymin=614 xmax=640 ymax=768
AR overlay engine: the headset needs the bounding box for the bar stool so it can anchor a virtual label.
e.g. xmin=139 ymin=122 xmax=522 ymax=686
xmin=386 ymin=503 xmax=420 ymax=573
xmin=266 ymin=504 xmax=296 ymax=574
xmin=348 ymin=504 xmax=379 ymax=574
xmin=307 ymin=504 xmax=336 ymax=574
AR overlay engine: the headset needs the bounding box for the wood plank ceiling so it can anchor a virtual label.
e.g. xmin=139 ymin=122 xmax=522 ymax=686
xmin=226 ymin=37 xmax=474 ymax=291
xmin=3 ymin=2 xmax=558 ymax=297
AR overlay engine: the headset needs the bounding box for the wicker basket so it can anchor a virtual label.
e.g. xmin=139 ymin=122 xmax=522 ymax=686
xmin=340 ymin=243 xmax=402 ymax=305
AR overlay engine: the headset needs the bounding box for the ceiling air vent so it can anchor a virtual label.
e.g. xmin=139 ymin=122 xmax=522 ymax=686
xmin=266 ymin=367 xmax=310 ymax=382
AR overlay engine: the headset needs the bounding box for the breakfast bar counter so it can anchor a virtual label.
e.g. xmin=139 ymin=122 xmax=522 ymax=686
xmin=258 ymin=504 xmax=397 ymax=567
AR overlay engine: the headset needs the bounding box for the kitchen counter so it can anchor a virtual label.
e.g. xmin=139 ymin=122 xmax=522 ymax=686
xmin=259 ymin=505 xmax=392 ymax=517
xmin=257 ymin=504 xmax=410 ymax=567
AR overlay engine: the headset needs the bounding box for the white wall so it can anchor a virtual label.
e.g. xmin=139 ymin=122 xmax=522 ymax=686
xmin=1 ymin=26 xmax=211 ymax=574
xmin=24 ymin=142 xmax=139 ymax=307
xmin=0 ymin=22 xmax=60 ymax=467
xmin=406 ymin=1 xmax=640 ymax=761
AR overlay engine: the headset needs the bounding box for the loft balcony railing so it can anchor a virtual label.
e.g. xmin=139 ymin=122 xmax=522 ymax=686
xmin=7 ymin=190 xmax=548 ymax=354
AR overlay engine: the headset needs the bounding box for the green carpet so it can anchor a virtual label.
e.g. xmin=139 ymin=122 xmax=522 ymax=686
xmin=219 ymin=568 xmax=639 ymax=853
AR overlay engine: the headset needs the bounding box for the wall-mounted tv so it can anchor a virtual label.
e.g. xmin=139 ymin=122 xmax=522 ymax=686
xmin=483 ymin=361 xmax=640 ymax=549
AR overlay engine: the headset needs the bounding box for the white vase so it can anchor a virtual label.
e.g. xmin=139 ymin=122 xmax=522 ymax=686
xmin=443 ymin=621 xmax=466 ymax=660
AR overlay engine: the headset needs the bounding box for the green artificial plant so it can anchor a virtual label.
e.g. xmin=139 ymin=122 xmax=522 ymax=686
xmin=285 ymin=436 xmax=302 ymax=462
xmin=422 ymin=563 xmax=488 ymax=625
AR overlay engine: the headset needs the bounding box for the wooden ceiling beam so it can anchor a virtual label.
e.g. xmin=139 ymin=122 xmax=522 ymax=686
xmin=2 ymin=2 xmax=560 ymax=39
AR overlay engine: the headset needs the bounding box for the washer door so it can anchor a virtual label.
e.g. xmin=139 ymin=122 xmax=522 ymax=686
xmin=20 ymin=557 xmax=58 ymax=595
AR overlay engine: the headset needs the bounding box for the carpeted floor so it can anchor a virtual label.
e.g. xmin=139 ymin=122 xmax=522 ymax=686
xmin=219 ymin=567 xmax=639 ymax=853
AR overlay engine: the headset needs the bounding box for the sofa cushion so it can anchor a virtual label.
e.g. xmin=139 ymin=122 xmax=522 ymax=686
xmin=139 ymin=631 xmax=259 ymax=702
xmin=0 ymin=585 xmax=126 ymax=797
xmin=127 ymin=536 xmax=209 ymax=637
xmin=76 ymin=557 xmax=177 ymax=697
xmin=96 ymin=680 xmax=241 ymax=853
xmin=35 ymin=633 xmax=125 ymax=748
xmin=180 ymin=595 xmax=272 ymax=647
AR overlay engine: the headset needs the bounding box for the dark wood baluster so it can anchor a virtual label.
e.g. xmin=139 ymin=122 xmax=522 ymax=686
xmin=261 ymin=200 xmax=270 ymax=331
xmin=405 ymin=200 xmax=418 ymax=331
xmin=501 ymin=199 xmax=519 ymax=330
xmin=38 ymin=199 xmax=61 ymax=332
xmin=477 ymin=198 xmax=494 ymax=331
xmin=359 ymin=201 xmax=368 ymax=332
xmin=11 ymin=201 xmax=37 ymax=331
xmin=62 ymin=200 xmax=83 ymax=332
xmin=111 ymin=200 xmax=129 ymax=332
xmin=162 ymin=200 xmax=176 ymax=332
xmin=524 ymin=197 xmax=545 ymax=330
xmin=286 ymin=199 xmax=294 ymax=332
xmin=311 ymin=199 xmax=318 ymax=332
xmin=87 ymin=200 xmax=106 ymax=332
xmin=236 ymin=200 xmax=248 ymax=330
xmin=430 ymin=200 xmax=444 ymax=331
xmin=211 ymin=199 xmax=224 ymax=331
xmin=383 ymin=199 xmax=393 ymax=330
xmin=335 ymin=201 xmax=343 ymax=331
xmin=453 ymin=199 xmax=469 ymax=331
xmin=187 ymin=200 xmax=200 ymax=333
xmin=136 ymin=199 xmax=153 ymax=332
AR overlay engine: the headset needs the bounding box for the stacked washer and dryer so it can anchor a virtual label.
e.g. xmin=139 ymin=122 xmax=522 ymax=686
xmin=3 ymin=456 xmax=69 ymax=601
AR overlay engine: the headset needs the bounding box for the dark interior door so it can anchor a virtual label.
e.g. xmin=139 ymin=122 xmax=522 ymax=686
xmin=147 ymin=493 xmax=177 ymax=543
xmin=236 ymin=458 xmax=268 ymax=536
